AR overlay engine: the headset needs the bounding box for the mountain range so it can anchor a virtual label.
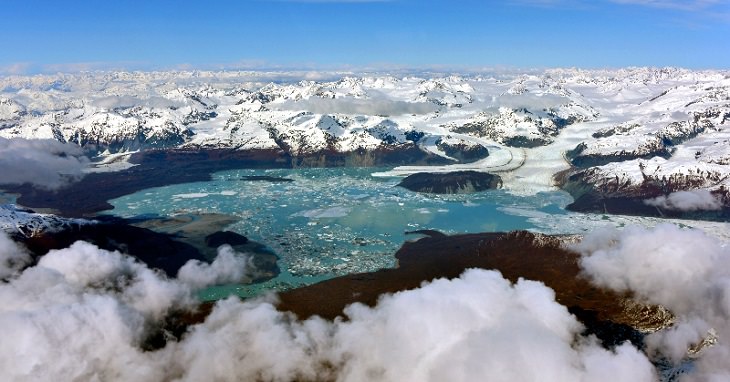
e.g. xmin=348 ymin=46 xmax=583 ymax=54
xmin=1 ymin=67 xmax=728 ymax=213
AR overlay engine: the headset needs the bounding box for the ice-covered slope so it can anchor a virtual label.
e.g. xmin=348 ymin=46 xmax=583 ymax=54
xmin=0 ymin=204 xmax=91 ymax=237
xmin=0 ymin=69 xmax=597 ymax=157
xmin=1 ymin=68 xmax=728 ymax=205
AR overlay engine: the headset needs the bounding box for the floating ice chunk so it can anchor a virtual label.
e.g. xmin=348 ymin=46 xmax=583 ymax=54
xmin=172 ymin=193 xmax=209 ymax=199
xmin=294 ymin=206 xmax=351 ymax=219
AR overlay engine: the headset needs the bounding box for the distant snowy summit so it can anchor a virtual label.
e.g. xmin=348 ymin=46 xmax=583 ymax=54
xmin=1 ymin=67 xmax=729 ymax=216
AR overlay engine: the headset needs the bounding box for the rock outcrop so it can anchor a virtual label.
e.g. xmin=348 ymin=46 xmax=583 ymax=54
xmin=397 ymin=171 xmax=502 ymax=194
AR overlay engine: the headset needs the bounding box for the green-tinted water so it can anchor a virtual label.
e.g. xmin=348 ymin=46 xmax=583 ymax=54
xmin=109 ymin=167 xmax=574 ymax=299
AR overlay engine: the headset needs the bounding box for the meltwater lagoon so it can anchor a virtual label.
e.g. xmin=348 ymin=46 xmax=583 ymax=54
xmin=108 ymin=167 xmax=726 ymax=299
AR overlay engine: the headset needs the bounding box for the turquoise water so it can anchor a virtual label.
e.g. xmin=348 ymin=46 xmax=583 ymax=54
xmin=109 ymin=167 xmax=574 ymax=298
xmin=0 ymin=192 xmax=18 ymax=204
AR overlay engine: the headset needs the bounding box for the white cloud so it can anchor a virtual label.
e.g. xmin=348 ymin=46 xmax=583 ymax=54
xmin=0 ymin=232 xmax=657 ymax=381
xmin=574 ymin=224 xmax=730 ymax=380
xmin=41 ymin=61 xmax=149 ymax=74
xmin=91 ymin=95 xmax=185 ymax=110
xmin=177 ymin=245 xmax=253 ymax=289
xmin=0 ymin=237 xmax=191 ymax=381
xmin=0 ymin=63 xmax=33 ymax=76
xmin=0 ymin=232 xmax=30 ymax=279
xmin=171 ymin=269 xmax=656 ymax=382
xmin=644 ymin=189 xmax=723 ymax=211
xmin=274 ymin=97 xmax=437 ymax=116
xmin=496 ymin=93 xmax=570 ymax=110
xmin=0 ymin=137 xmax=89 ymax=190
xmin=34 ymin=241 xmax=194 ymax=319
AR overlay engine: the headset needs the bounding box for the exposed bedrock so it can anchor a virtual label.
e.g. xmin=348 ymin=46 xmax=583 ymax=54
xmin=13 ymin=214 xmax=280 ymax=280
xmin=15 ymin=216 xmax=206 ymax=277
xmin=435 ymin=139 xmax=490 ymax=163
xmin=397 ymin=171 xmax=503 ymax=194
xmin=566 ymin=140 xmax=672 ymax=168
xmin=556 ymin=168 xmax=730 ymax=220
xmin=171 ymin=231 xmax=671 ymax=351
xmin=276 ymin=230 xmax=671 ymax=347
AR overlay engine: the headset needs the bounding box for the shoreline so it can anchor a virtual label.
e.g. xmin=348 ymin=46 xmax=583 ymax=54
xmin=178 ymin=230 xmax=670 ymax=350
xmin=276 ymin=231 xmax=665 ymax=329
xmin=0 ymin=146 xmax=449 ymax=218
xmin=4 ymin=146 xmax=727 ymax=225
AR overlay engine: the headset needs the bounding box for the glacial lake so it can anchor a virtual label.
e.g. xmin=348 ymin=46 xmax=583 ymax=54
xmin=108 ymin=167 xmax=704 ymax=300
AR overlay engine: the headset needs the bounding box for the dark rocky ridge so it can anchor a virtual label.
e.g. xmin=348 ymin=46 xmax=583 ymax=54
xmin=274 ymin=231 xmax=667 ymax=348
xmin=566 ymin=141 xmax=672 ymax=168
xmin=14 ymin=214 xmax=279 ymax=280
xmin=565 ymin=192 xmax=730 ymax=221
xmin=555 ymin=168 xmax=730 ymax=220
xmin=15 ymin=216 xmax=205 ymax=277
xmin=173 ymin=231 xmax=668 ymax=351
xmin=205 ymin=231 xmax=249 ymax=247
xmin=397 ymin=171 xmax=502 ymax=194
xmin=435 ymin=139 xmax=490 ymax=162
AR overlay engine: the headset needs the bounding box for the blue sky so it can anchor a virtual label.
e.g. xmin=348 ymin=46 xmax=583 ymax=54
xmin=1 ymin=0 xmax=729 ymax=73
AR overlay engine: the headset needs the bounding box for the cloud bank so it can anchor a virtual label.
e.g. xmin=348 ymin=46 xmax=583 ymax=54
xmin=91 ymin=95 xmax=186 ymax=111
xmin=0 ymin=231 xmax=658 ymax=381
xmin=644 ymin=189 xmax=723 ymax=211
xmin=575 ymin=224 xmax=730 ymax=380
xmin=274 ymin=97 xmax=438 ymax=116
xmin=0 ymin=138 xmax=89 ymax=190
xmin=495 ymin=93 xmax=570 ymax=111
xmin=7 ymin=224 xmax=730 ymax=381
xmin=0 ymin=232 xmax=30 ymax=279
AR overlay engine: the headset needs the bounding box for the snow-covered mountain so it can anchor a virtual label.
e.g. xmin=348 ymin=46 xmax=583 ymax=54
xmin=1 ymin=68 xmax=729 ymax=208
xmin=0 ymin=204 xmax=91 ymax=238
xmin=0 ymin=69 xmax=601 ymax=156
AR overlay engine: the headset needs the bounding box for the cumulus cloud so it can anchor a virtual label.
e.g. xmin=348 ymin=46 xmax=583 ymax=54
xmin=496 ymin=93 xmax=570 ymax=111
xmin=163 ymin=269 xmax=657 ymax=382
xmin=0 ymin=231 xmax=658 ymax=381
xmin=0 ymin=137 xmax=89 ymax=190
xmin=574 ymin=224 xmax=730 ymax=380
xmin=177 ymin=245 xmax=253 ymax=289
xmin=644 ymin=189 xmax=723 ymax=211
xmin=274 ymin=97 xmax=437 ymax=116
xmin=92 ymin=95 xmax=186 ymax=110
xmin=0 ymin=232 xmax=30 ymax=279
xmin=0 ymin=237 xmax=191 ymax=381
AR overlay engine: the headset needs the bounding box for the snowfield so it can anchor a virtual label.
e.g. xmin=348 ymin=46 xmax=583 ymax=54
xmin=1 ymin=67 xmax=728 ymax=198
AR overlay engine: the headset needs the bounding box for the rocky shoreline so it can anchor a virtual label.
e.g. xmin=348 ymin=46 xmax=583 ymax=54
xmin=169 ymin=230 xmax=669 ymax=350
xmin=0 ymin=145 xmax=450 ymax=218
xmin=12 ymin=212 xmax=279 ymax=280
xmin=555 ymin=167 xmax=730 ymax=221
